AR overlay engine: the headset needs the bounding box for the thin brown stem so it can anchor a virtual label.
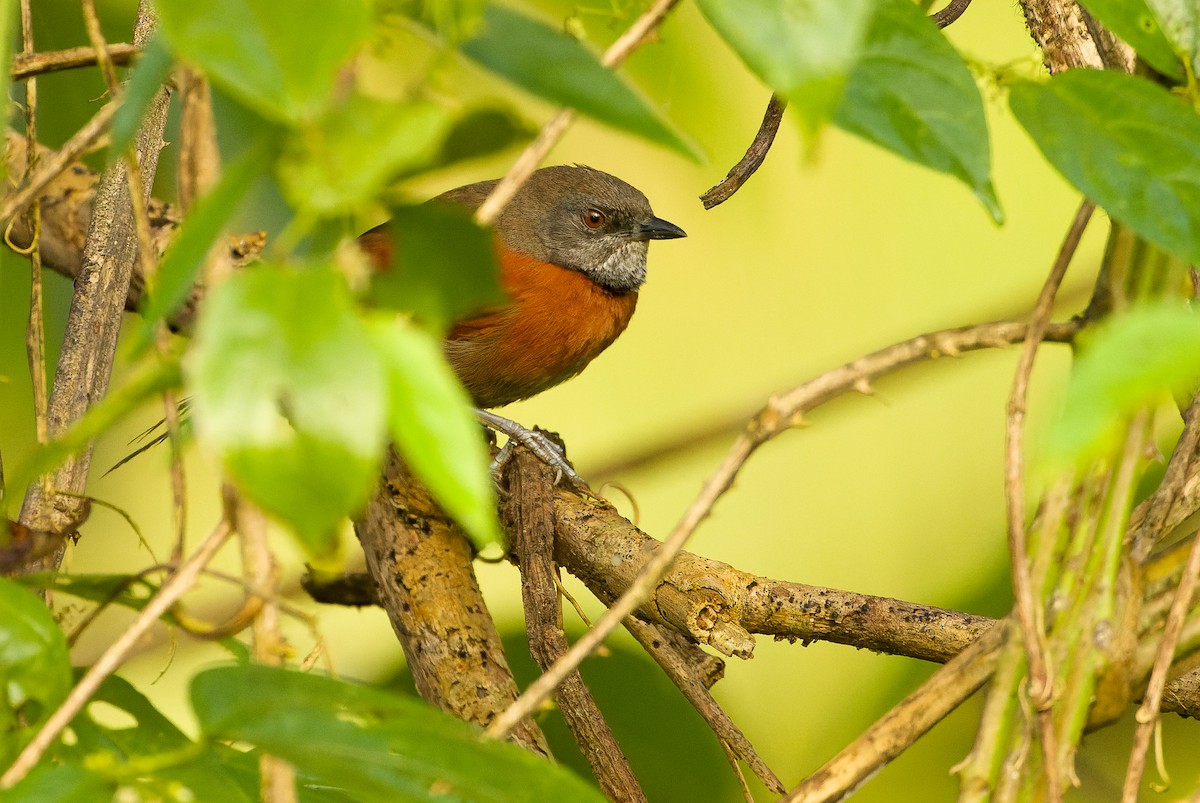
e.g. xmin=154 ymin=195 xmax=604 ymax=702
xmin=931 ymin=0 xmax=973 ymax=28
xmin=1003 ymin=200 xmax=1093 ymax=798
xmin=11 ymin=43 xmax=137 ymax=80
xmin=700 ymin=94 xmax=786 ymax=209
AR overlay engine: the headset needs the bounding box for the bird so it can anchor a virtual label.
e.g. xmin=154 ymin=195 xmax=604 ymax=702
xmin=117 ymin=166 xmax=684 ymax=481
xmin=358 ymin=164 xmax=686 ymax=408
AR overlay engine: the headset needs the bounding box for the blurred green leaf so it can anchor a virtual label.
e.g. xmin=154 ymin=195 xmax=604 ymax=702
xmin=1011 ymin=70 xmax=1200 ymax=265
xmin=192 ymin=665 xmax=604 ymax=802
xmin=5 ymin=765 xmax=114 ymax=802
xmin=1146 ymin=0 xmax=1199 ymax=74
xmin=110 ymin=34 xmax=174 ymax=156
xmin=696 ymin=0 xmax=874 ymax=142
xmin=189 ymin=265 xmax=387 ymax=560
xmin=280 ymin=95 xmax=449 ymax=215
xmin=1081 ymin=0 xmax=1184 ymax=78
xmin=134 ymin=132 xmax=276 ymax=352
xmin=835 ymin=0 xmax=1001 ymax=222
xmin=437 ymin=106 xmax=535 ymax=166
xmin=155 ymin=0 xmax=370 ymax=123
xmin=368 ymin=317 xmax=500 ymax=550
xmin=391 ymin=0 xmax=488 ymax=42
xmin=366 ymin=202 xmax=504 ymax=331
xmin=0 ymin=578 xmax=72 ymax=765
xmin=15 ymin=572 xmax=160 ymax=613
xmin=459 ymin=6 xmax=698 ymax=160
xmin=1049 ymin=302 xmax=1200 ymax=463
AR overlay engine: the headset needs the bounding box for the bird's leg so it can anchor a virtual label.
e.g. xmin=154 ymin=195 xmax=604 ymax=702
xmin=475 ymin=409 xmax=591 ymax=492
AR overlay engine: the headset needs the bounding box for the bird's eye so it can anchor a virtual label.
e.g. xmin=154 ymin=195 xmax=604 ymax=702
xmin=583 ymin=209 xmax=606 ymax=229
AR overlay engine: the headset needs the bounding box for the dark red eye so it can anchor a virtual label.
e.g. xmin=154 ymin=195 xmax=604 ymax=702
xmin=583 ymin=209 xmax=606 ymax=229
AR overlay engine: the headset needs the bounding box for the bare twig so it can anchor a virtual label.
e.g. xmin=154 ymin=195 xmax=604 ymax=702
xmin=474 ymin=0 xmax=682 ymax=225
xmin=0 ymin=519 xmax=233 ymax=788
xmin=1002 ymin=200 xmax=1093 ymax=797
xmin=503 ymin=449 xmax=645 ymax=801
xmin=700 ymin=94 xmax=786 ymax=209
xmin=16 ymin=0 xmax=169 ymax=552
xmin=784 ymin=623 xmax=1008 ymax=802
xmin=11 ymin=43 xmax=137 ymax=80
xmin=1123 ymin=529 xmax=1200 ymax=799
xmin=931 ymin=0 xmax=973 ymax=28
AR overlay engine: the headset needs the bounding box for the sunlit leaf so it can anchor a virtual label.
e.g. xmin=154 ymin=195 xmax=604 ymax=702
xmin=835 ymin=0 xmax=1001 ymax=221
xmin=1146 ymin=0 xmax=1199 ymax=74
xmin=280 ymin=95 xmax=449 ymax=215
xmin=189 ymin=264 xmax=387 ymax=559
xmin=1049 ymin=302 xmax=1200 ymax=462
xmin=5 ymin=765 xmax=114 ymax=802
xmin=696 ymin=0 xmax=874 ymax=141
xmin=459 ymin=6 xmax=697 ymax=159
xmin=0 ymin=578 xmax=72 ymax=765
xmin=1011 ymin=70 xmax=1200 ymax=265
xmin=192 ymin=665 xmax=604 ymax=802
xmin=155 ymin=0 xmax=370 ymax=123
xmin=368 ymin=318 xmax=500 ymax=549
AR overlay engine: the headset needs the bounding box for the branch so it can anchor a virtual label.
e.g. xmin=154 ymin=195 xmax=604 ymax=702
xmin=11 ymin=43 xmax=137 ymax=80
xmin=354 ymin=449 xmax=550 ymax=755
xmin=699 ymin=94 xmax=786 ymax=210
xmin=16 ymin=0 xmax=169 ymax=559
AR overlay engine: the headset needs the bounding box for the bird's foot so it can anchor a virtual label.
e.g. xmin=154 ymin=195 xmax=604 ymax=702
xmin=476 ymin=409 xmax=596 ymax=496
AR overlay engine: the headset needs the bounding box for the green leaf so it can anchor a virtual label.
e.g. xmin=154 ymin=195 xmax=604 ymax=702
xmin=110 ymin=34 xmax=175 ymax=156
xmin=437 ymin=106 xmax=536 ymax=166
xmin=366 ymin=202 xmax=504 ymax=332
xmin=133 ymin=132 xmax=276 ymax=353
xmin=5 ymin=765 xmax=114 ymax=802
xmin=1010 ymin=70 xmax=1200 ymax=265
xmin=0 ymin=578 xmax=72 ymax=765
xmin=189 ymin=265 xmax=388 ymax=559
xmin=155 ymin=0 xmax=371 ymax=123
xmin=192 ymin=665 xmax=604 ymax=802
xmin=1049 ymin=302 xmax=1200 ymax=462
xmin=279 ymin=95 xmax=450 ymax=215
xmin=459 ymin=6 xmax=697 ymax=160
xmin=696 ymin=0 xmax=875 ymax=141
xmin=835 ymin=0 xmax=1001 ymax=222
xmin=368 ymin=318 xmax=500 ymax=550
xmin=1080 ymin=0 xmax=1185 ymax=79
xmin=1146 ymin=0 xmax=1200 ymax=75
xmin=15 ymin=573 xmax=160 ymax=613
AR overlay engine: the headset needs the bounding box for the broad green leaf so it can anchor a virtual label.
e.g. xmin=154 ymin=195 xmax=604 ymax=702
xmin=5 ymin=765 xmax=114 ymax=802
xmin=192 ymin=665 xmax=604 ymax=802
xmin=280 ymin=95 xmax=449 ymax=215
xmin=110 ymin=34 xmax=175 ymax=157
xmin=155 ymin=0 xmax=371 ymax=123
xmin=696 ymin=0 xmax=874 ymax=142
xmin=366 ymin=202 xmax=504 ymax=332
xmin=1146 ymin=0 xmax=1199 ymax=74
xmin=835 ymin=0 xmax=1001 ymax=221
xmin=459 ymin=6 xmax=697 ymax=160
xmin=1010 ymin=70 xmax=1200 ymax=265
xmin=1049 ymin=302 xmax=1200 ymax=462
xmin=51 ymin=674 xmax=257 ymax=802
xmin=1081 ymin=0 xmax=1184 ymax=79
xmin=0 ymin=578 xmax=72 ymax=765
xmin=133 ymin=132 xmax=276 ymax=352
xmin=189 ymin=265 xmax=388 ymax=559
xmin=368 ymin=318 xmax=500 ymax=550
xmin=437 ymin=106 xmax=535 ymax=166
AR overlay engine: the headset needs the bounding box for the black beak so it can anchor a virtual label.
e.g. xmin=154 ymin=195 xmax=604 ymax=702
xmin=634 ymin=216 xmax=687 ymax=241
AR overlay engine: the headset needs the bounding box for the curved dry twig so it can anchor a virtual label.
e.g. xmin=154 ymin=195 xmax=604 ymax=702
xmin=931 ymin=0 xmax=973 ymax=28
xmin=700 ymin=94 xmax=786 ymax=209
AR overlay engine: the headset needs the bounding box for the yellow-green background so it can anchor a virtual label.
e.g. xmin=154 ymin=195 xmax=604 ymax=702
xmin=3 ymin=1 xmax=1195 ymax=800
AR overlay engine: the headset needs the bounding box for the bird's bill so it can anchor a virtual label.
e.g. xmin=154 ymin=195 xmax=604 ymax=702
xmin=634 ymin=217 xmax=687 ymax=241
